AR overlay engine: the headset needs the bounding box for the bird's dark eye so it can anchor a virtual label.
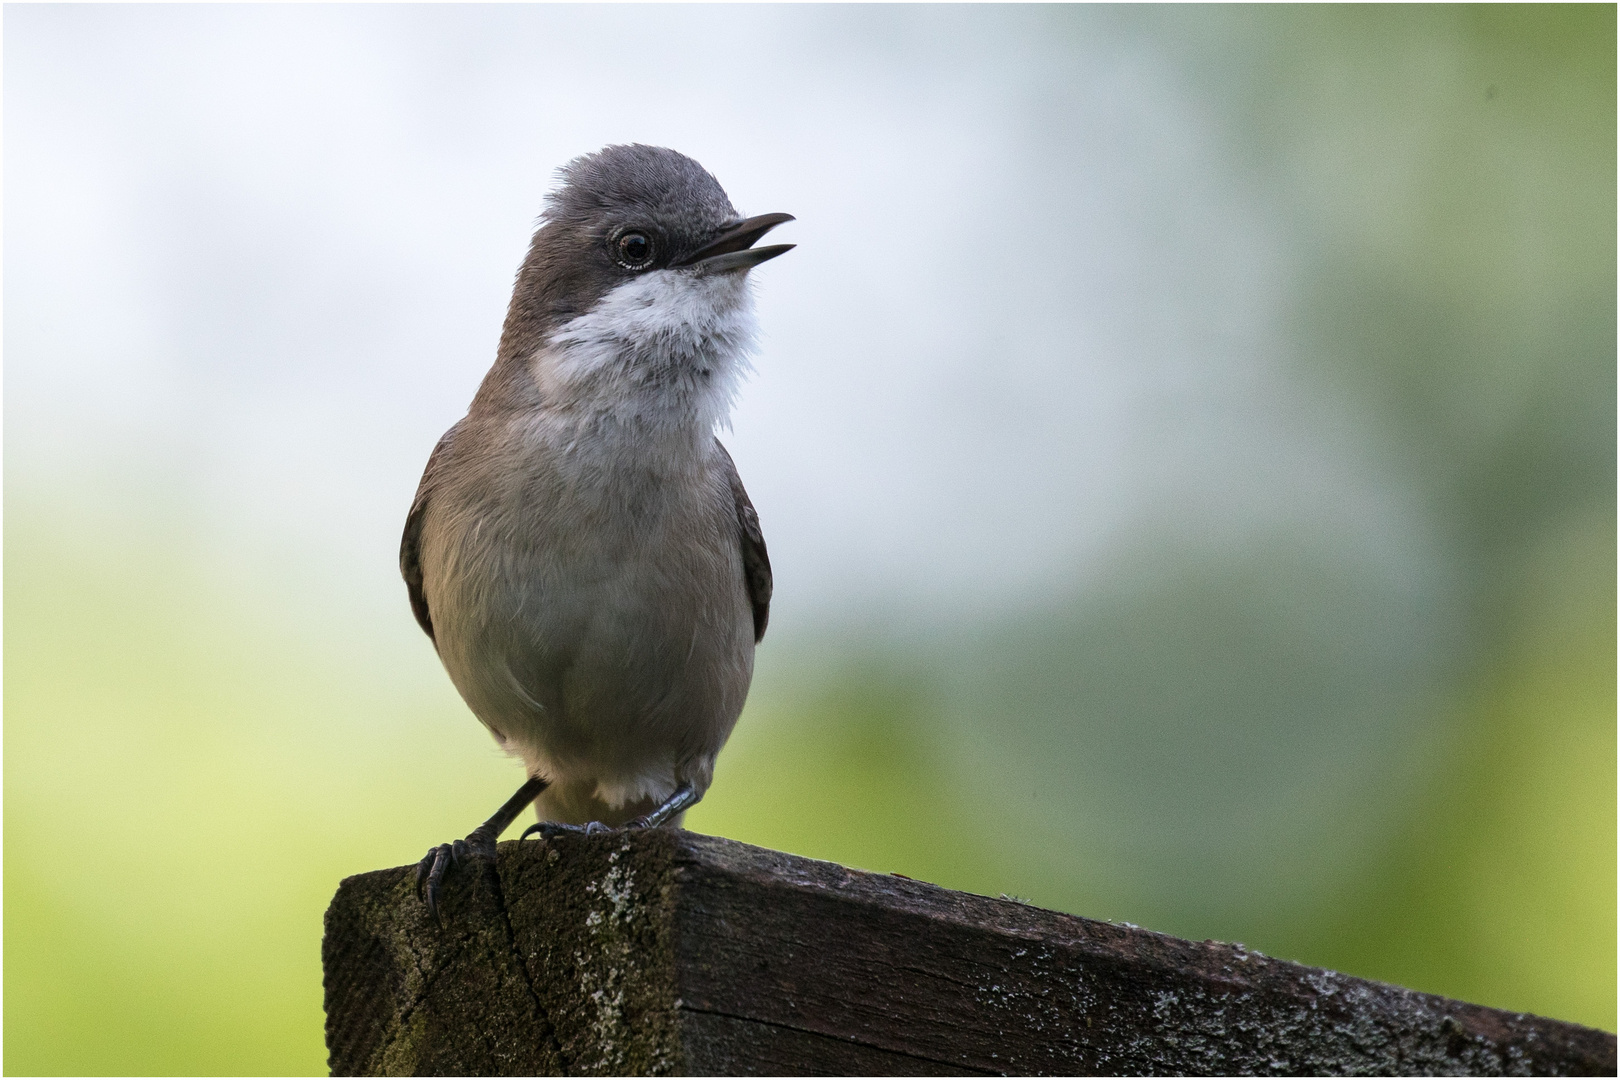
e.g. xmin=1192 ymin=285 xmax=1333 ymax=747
xmin=614 ymin=230 xmax=656 ymax=270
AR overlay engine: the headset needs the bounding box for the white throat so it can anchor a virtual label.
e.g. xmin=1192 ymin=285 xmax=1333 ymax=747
xmin=534 ymin=269 xmax=757 ymax=447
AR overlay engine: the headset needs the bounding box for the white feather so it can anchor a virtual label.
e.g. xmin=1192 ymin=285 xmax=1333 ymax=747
xmin=536 ymin=268 xmax=757 ymax=448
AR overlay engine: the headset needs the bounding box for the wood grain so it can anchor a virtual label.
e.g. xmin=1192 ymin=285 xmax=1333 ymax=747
xmin=323 ymin=830 xmax=1616 ymax=1076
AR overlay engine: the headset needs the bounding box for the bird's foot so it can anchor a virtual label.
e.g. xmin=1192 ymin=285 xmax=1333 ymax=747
xmin=518 ymin=820 xmax=615 ymax=842
xmin=415 ymin=776 xmax=549 ymax=924
xmin=415 ymin=825 xmax=498 ymax=923
xmin=514 ymin=784 xmax=701 ymax=845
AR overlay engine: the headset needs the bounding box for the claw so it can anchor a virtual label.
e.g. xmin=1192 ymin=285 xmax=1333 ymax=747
xmin=535 ymin=821 xmax=586 ymax=839
xmin=416 ymin=775 xmax=550 ymax=924
xmin=519 ymin=819 xmax=614 ymax=839
xmin=417 ymin=843 xmax=454 ymax=923
xmin=518 ymin=819 xmax=601 ymax=842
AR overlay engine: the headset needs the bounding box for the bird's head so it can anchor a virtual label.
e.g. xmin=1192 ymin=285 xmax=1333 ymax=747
xmin=500 ymin=145 xmax=792 ymax=379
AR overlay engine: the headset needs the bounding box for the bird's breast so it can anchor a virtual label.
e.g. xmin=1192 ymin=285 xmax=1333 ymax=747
xmin=419 ymin=425 xmax=753 ymax=781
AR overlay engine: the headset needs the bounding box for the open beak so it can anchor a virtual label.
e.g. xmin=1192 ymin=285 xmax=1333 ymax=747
xmin=673 ymin=212 xmax=795 ymax=273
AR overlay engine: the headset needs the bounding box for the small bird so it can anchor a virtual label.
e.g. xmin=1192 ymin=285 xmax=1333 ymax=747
xmin=402 ymin=145 xmax=787 ymax=917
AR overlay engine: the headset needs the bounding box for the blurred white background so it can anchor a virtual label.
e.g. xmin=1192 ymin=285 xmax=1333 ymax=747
xmin=9 ymin=5 xmax=1426 ymax=622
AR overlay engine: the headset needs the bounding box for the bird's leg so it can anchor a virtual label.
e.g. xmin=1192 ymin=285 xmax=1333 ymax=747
xmin=624 ymin=783 xmax=701 ymax=830
xmin=416 ymin=775 xmax=548 ymax=922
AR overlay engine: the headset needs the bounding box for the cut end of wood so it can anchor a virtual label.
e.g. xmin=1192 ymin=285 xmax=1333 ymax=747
xmin=323 ymin=830 xmax=1616 ymax=1076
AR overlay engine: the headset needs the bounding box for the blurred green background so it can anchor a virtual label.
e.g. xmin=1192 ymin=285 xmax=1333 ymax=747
xmin=6 ymin=5 xmax=1614 ymax=1074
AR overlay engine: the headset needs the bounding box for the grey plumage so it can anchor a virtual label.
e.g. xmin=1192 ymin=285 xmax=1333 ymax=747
xmin=403 ymin=145 xmax=784 ymax=845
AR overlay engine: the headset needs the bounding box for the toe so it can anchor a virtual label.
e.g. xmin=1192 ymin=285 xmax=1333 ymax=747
xmin=416 ymin=844 xmax=448 ymax=900
xmin=534 ymin=821 xmax=586 ymax=839
xmin=420 ymin=844 xmax=453 ymax=922
xmin=415 ymin=850 xmax=433 ymax=898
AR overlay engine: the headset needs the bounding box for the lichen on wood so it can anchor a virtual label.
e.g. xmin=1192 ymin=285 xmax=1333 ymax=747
xmin=324 ymin=830 xmax=1617 ymax=1077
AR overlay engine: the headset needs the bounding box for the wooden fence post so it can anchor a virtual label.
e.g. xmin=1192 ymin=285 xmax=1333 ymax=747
xmin=323 ymin=830 xmax=1615 ymax=1076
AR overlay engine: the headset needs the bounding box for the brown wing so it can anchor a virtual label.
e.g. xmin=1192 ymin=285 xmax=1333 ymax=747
xmin=400 ymin=424 xmax=459 ymax=643
xmin=716 ymin=439 xmax=772 ymax=643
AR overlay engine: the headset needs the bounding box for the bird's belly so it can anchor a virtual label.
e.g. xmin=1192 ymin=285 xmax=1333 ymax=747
xmin=425 ymin=495 xmax=753 ymax=809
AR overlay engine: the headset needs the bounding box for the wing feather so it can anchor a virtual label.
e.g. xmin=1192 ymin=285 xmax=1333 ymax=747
xmin=715 ymin=439 xmax=772 ymax=643
xmin=401 ymin=425 xmax=460 ymax=643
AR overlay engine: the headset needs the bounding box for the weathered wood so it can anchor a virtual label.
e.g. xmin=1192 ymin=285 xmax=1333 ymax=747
xmin=324 ymin=830 xmax=1616 ymax=1076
